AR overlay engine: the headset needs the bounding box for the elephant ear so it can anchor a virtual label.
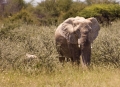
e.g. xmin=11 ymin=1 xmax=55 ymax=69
xmin=88 ymin=17 xmax=100 ymax=43
xmin=59 ymin=18 xmax=78 ymax=44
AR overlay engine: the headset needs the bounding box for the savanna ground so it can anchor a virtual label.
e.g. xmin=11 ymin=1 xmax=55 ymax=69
xmin=0 ymin=20 xmax=120 ymax=87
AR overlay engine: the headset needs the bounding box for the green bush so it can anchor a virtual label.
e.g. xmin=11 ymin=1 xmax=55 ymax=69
xmin=7 ymin=9 xmax=38 ymax=24
xmin=62 ymin=2 xmax=87 ymax=20
xmin=34 ymin=0 xmax=87 ymax=25
xmin=78 ymin=4 xmax=120 ymax=20
xmin=0 ymin=9 xmax=38 ymax=39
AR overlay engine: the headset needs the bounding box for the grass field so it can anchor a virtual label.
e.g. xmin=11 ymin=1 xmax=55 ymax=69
xmin=0 ymin=20 xmax=120 ymax=87
xmin=0 ymin=66 xmax=120 ymax=87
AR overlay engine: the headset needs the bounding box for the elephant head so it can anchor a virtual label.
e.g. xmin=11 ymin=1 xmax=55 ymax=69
xmin=55 ymin=16 xmax=100 ymax=67
xmin=59 ymin=17 xmax=100 ymax=47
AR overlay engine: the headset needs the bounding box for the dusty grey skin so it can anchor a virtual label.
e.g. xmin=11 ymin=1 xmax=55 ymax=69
xmin=55 ymin=16 xmax=100 ymax=67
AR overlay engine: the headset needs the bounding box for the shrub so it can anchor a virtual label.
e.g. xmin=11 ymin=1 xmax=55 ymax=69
xmin=78 ymin=4 xmax=120 ymax=25
xmin=0 ymin=9 xmax=38 ymax=39
xmin=79 ymin=4 xmax=120 ymax=18
xmin=0 ymin=24 xmax=60 ymax=74
xmin=62 ymin=2 xmax=87 ymax=19
xmin=6 ymin=9 xmax=38 ymax=24
xmin=91 ymin=20 xmax=120 ymax=67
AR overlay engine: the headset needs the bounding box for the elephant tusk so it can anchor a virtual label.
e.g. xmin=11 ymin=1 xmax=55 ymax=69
xmin=91 ymin=44 xmax=93 ymax=48
xmin=78 ymin=44 xmax=80 ymax=48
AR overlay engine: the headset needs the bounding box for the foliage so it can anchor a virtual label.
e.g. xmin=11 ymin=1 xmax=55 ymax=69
xmin=78 ymin=4 xmax=120 ymax=20
xmin=0 ymin=9 xmax=38 ymax=39
xmin=0 ymin=0 xmax=26 ymax=18
xmin=35 ymin=0 xmax=60 ymax=25
xmin=0 ymin=24 xmax=59 ymax=73
xmin=6 ymin=9 xmax=38 ymax=24
xmin=35 ymin=0 xmax=86 ymax=25
xmin=62 ymin=1 xmax=87 ymax=19
xmin=1 ymin=0 xmax=120 ymax=25
xmin=92 ymin=20 xmax=120 ymax=67
xmin=0 ymin=22 xmax=21 ymax=39
xmin=56 ymin=0 xmax=73 ymax=12
xmin=85 ymin=0 xmax=117 ymax=5
xmin=34 ymin=0 xmax=72 ymax=25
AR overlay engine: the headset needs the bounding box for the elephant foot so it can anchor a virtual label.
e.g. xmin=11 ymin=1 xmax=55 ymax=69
xmin=80 ymin=56 xmax=89 ymax=70
xmin=71 ymin=58 xmax=80 ymax=66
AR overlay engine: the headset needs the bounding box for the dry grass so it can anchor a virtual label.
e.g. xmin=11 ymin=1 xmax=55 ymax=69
xmin=0 ymin=66 xmax=120 ymax=87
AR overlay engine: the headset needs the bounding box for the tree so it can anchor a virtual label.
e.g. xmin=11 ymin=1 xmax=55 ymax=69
xmin=0 ymin=0 xmax=7 ymax=17
xmin=85 ymin=0 xmax=117 ymax=5
xmin=0 ymin=0 xmax=26 ymax=17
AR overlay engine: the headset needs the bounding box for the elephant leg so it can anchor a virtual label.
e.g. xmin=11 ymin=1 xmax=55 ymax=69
xmin=59 ymin=57 xmax=65 ymax=62
xmin=66 ymin=58 xmax=70 ymax=62
xmin=58 ymin=50 xmax=66 ymax=63
xmin=69 ymin=44 xmax=80 ymax=65
xmin=80 ymin=44 xmax=91 ymax=68
xmin=56 ymin=42 xmax=66 ymax=63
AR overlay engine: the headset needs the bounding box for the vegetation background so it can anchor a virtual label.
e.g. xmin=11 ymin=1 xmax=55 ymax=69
xmin=0 ymin=0 xmax=120 ymax=87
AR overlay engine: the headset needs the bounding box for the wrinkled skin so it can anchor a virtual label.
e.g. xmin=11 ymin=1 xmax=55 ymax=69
xmin=55 ymin=16 xmax=100 ymax=67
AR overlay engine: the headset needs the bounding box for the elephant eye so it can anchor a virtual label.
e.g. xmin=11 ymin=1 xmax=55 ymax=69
xmin=73 ymin=24 xmax=77 ymax=27
xmin=83 ymin=31 xmax=88 ymax=34
xmin=82 ymin=29 xmax=89 ymax=34
xmin=74 ymin=31 xmax=80 ymax=38
xmin=73 ymin=22 xmax=79 ymax=27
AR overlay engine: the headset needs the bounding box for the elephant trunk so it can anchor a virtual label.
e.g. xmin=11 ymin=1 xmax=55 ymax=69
xmin=78 ymin=37 xmax=91 ymax=67
xmin=78 ymin=35 xmax=88 ymax=48
xmin=78 ymin=38 xmax=81 ymax=48
xmin=78 ymin=39 xmax=81 ymax=48
xmin=78 ymin=37 xmax=86 ymax=48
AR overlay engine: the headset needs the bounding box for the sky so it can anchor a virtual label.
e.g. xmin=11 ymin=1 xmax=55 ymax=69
xmin=24 ymin=0 xmax=120 ymax=6
xmin=24 ymin=0 xmax=85 ymax=3
xmin=24 ymin=0 xmax=85 ymax=6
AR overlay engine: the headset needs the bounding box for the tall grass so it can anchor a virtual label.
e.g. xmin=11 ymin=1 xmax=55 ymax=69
xmin=0 ymin=24 xmax=60 ymax=74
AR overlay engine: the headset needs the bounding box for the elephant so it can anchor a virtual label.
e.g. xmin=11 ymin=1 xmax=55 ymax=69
xmin=55 ymin=16 xmax=100 ymax=68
